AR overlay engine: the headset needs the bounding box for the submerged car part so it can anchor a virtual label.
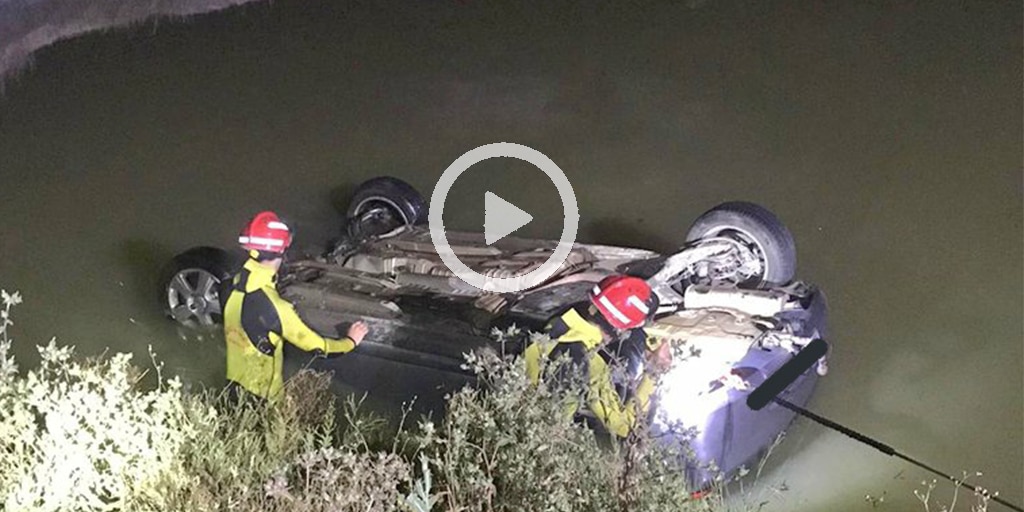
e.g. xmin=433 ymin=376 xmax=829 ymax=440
xmin=158 ymin=246 xmax=238 ymax=328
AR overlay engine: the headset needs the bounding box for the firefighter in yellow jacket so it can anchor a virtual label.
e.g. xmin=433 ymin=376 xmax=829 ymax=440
xmin=525 ymin=275 xmax=671 ymax=437
xmin=223 ymin=211 xmax=368 ymax=400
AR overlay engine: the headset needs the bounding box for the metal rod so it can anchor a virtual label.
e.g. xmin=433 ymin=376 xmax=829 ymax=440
xmin=773 ymin=397 xmax=1023 ymax=512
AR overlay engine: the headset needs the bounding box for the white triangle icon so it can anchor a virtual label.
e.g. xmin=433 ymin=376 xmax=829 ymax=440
xmin=484 ymin=191 xmax=533 ymax=245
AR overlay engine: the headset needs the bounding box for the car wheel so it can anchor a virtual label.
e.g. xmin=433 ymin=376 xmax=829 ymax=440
xmin=685 ymin=202 xmax=796 ymax=286
xmin=158 ymin=247 xmax=238 ymax=328
xmin=346 ymin=176 xmax=427 ymax=240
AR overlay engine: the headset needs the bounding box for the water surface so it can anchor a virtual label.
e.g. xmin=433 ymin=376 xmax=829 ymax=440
xmin=0 ymin=2 xmax=1020 ymax=509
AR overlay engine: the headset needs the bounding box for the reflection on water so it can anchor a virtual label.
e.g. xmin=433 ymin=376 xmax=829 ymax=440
xmin=0 ymin=1 xmax=1020 ymax=509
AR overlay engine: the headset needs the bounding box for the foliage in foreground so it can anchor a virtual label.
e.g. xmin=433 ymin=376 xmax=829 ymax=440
xmin=413 ymin=346 xmax=713 ymax=512
xmin=0 ymin=288 xmax=723 ymax=512
xmin=0 ymin=287 xmax=1002 ymax=512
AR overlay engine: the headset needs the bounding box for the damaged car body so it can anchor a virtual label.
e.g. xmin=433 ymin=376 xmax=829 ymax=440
xmin=159 ymin=176 xmax=829 ymax=490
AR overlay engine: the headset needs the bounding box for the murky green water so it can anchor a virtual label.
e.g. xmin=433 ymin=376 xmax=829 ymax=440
xmin=1 ymin=1 xmax=1020 ymax=509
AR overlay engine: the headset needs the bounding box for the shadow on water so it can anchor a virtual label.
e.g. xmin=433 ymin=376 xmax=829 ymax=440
xmin=582 ymin=217 xmax=678 ymax=253
xmin=329 ymin=182 xmax=360 ymax=217
xmin=116 ymin=239 xmax=176 ymax=309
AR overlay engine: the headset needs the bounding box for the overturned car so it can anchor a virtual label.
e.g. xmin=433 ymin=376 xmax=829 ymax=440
xmin=159 ymin=176 xmax=828 ymax=489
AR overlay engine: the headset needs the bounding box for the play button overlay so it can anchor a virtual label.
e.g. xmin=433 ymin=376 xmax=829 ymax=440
xmin=429 ymin=142 xmax=579 ymax=293
xmin=484 ymin=191 xmax=533 ymax=245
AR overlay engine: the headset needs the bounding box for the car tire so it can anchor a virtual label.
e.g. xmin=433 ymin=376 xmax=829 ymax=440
xmin=685 ymin=201 xmax=796 ymax=286
xmin=158 ymin=246 xmax=239 ymax=328
xmin=346 ymin=176 xmax=427 ymax=239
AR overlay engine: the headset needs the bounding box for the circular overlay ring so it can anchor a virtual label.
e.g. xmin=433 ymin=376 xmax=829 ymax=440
xmin=428 ymin=142 xmax=580 ymax=293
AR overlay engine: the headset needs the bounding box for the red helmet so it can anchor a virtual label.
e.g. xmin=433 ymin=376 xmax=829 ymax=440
xmin=590 ymin=275 xmax=657 ymax=330
xmin=238 ymin=211 xmax=293 ymax=253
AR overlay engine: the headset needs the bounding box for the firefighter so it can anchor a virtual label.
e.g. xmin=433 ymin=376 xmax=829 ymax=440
xmin=524 ymin=275 xmax=671 ymax=437
xmin=223 ymin=211 xmax=368 ymax=400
